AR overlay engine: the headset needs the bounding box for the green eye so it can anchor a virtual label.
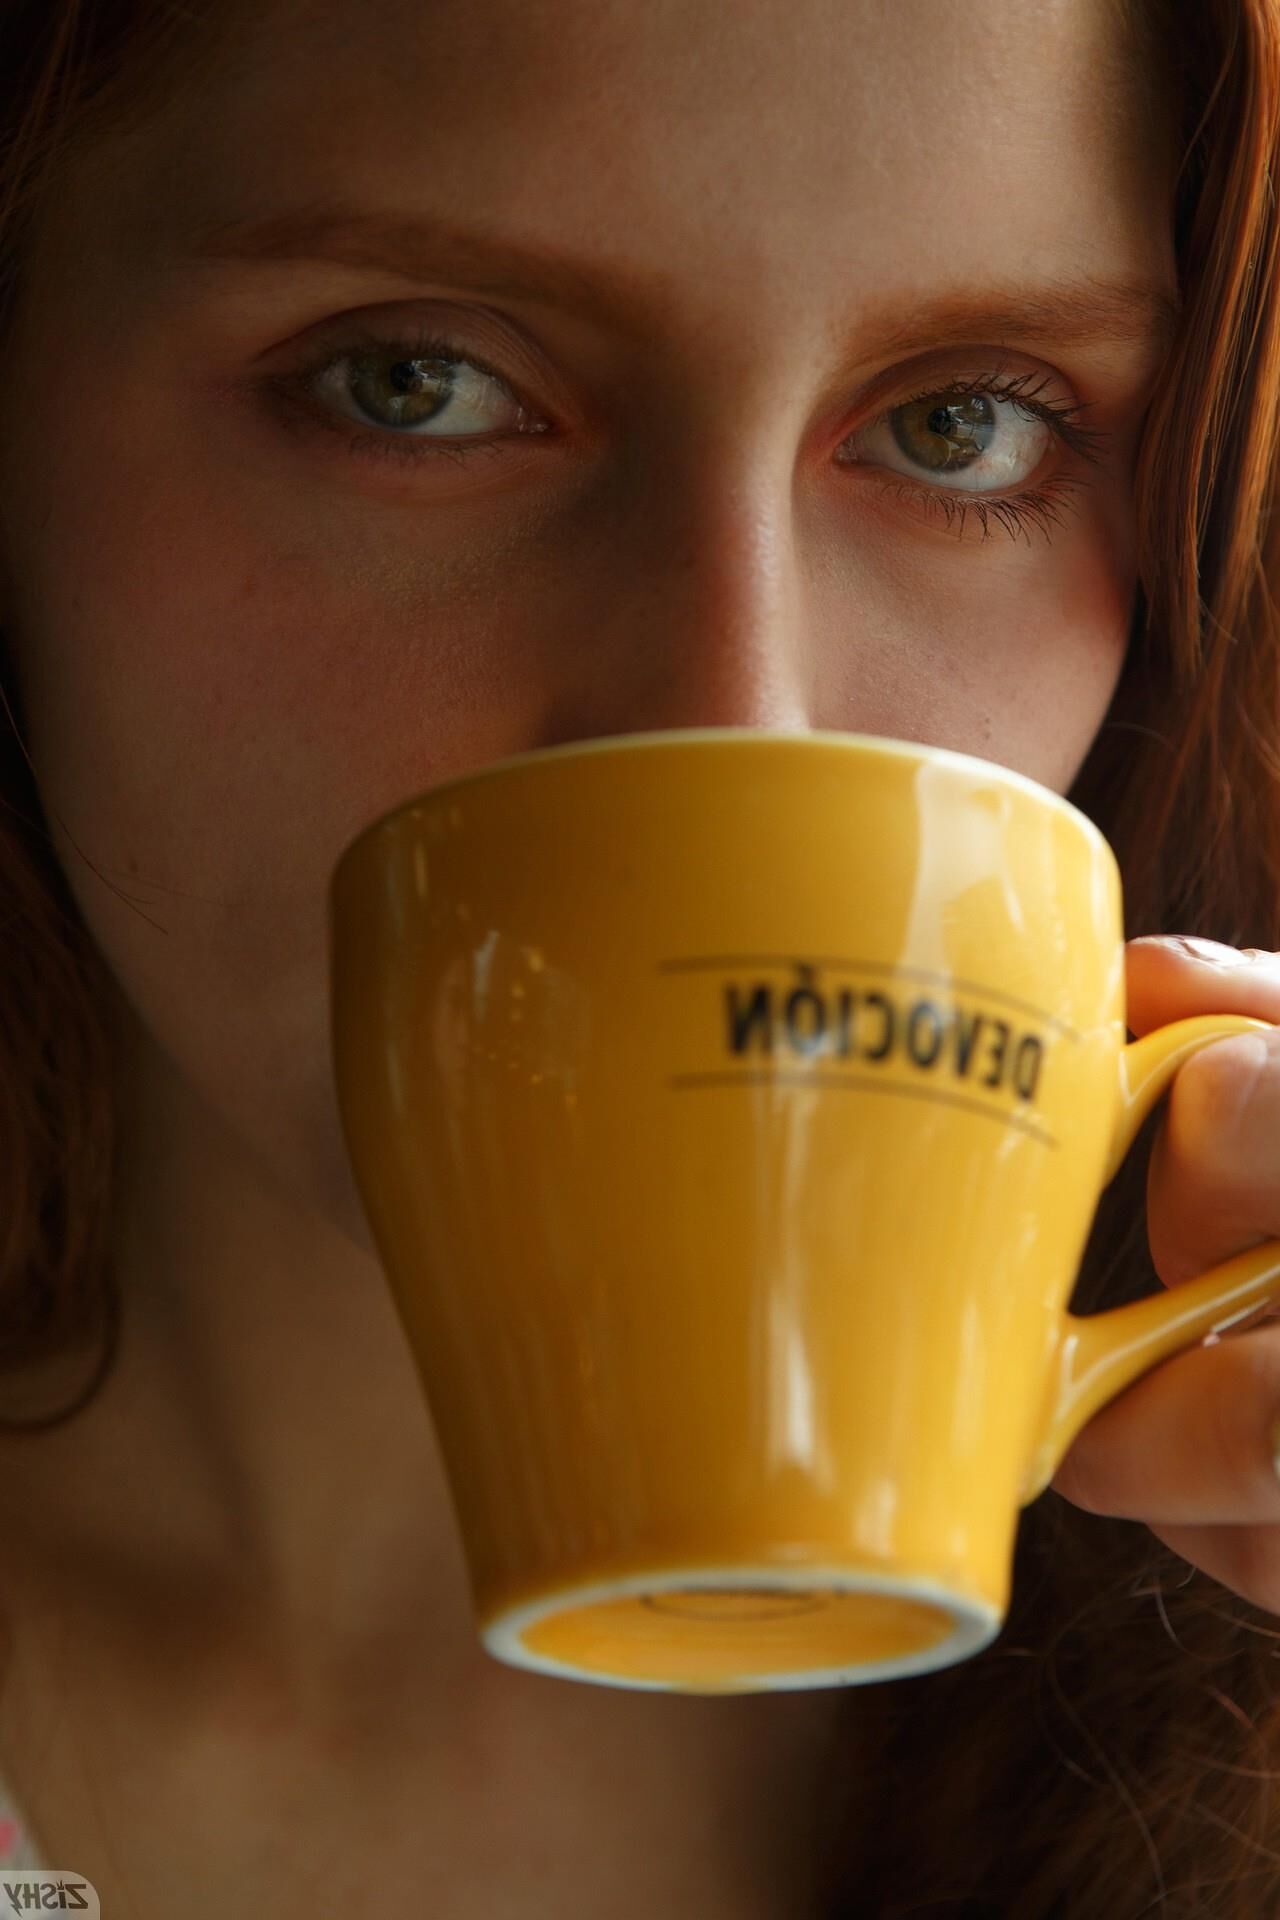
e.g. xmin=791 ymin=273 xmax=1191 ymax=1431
xmin=347 ymin=349 xmax=461 ymax=429
xmin=892 ymin=392 xmax=1001 ymax=474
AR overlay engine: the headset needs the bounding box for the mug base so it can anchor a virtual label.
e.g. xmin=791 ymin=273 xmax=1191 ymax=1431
xmin=479 ymin=1564 xmax=1002 ymax=1694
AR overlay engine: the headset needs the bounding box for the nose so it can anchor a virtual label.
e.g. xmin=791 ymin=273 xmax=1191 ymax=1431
xmin=532 ymin=426 xmax=820 ymax=751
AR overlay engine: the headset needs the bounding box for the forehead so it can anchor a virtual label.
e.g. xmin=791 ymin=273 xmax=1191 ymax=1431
xmin=66 ymin=0 xmax=1174 ymax=327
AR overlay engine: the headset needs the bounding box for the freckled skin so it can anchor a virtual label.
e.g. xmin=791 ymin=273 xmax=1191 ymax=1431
xmin=0 ymin=0 xmax=1177 ymax=1901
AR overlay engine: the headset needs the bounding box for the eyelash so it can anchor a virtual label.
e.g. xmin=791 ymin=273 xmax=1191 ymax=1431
xmin=860 ymin=367 xmax=1109 ymax=545
xmin=268 ymin=326 xmax=1113 ymax=547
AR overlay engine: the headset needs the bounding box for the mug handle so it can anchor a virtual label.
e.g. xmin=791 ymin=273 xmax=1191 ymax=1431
xmin=1019 ymin=1012 xmax=1280 ymax=1506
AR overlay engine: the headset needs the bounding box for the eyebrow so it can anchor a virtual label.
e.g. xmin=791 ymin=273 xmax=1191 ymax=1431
xmin=186 ymin=201 xmax=1183 ymax=360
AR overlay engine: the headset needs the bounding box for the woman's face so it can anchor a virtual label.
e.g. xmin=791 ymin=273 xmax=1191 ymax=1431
xmin=0 ymin=0 xmax=1176 ymax=1249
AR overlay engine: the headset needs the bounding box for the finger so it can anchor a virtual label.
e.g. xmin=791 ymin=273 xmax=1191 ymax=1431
xmin=1050 ymin=1324 xmax=1280 ymax=1525
xmin=1125 ymin=935 xmax=1280 ymax=1039
xmin=1144 ymin=1021 xmax=1280 ymax=1290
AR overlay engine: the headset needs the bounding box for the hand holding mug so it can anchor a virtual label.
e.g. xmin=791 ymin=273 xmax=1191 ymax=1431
xmin=1050 ymin=935 xmax=1280 ymax=1619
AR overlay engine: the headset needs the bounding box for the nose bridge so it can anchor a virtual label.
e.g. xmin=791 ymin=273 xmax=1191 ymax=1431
xmin=538 ymin=420 xmax=818 ymax=748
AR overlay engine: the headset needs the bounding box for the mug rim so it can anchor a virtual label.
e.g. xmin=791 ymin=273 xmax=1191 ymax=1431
xmin=334 ymin=727 xmax=1118 ymax=878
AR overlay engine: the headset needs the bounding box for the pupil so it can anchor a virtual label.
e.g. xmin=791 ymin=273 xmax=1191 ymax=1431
xmin=926 ymin=406 xmax=953 ymax=436
xmin=390 ymin=361 xmax=425 ymax=394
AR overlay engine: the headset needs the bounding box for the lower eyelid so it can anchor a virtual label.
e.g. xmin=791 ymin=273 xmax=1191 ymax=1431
xmin=351 ymin=428 xmax=519 ymax=469
xmin=870 ymin=468 xmax=1094 ymax=544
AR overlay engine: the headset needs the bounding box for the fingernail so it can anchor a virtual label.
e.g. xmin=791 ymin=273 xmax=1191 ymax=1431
xmin=1172 ymin=936 xmax=1254 ymax=967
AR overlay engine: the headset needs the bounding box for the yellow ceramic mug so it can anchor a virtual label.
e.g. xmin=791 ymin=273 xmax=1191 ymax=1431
xmin=328 ymin=729 xmax=1280 ymax=1696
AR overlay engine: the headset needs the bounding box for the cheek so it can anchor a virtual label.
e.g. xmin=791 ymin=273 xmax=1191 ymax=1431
xmin=1011 ymin=491 xmax=1136 ymax=792
xmin=970 ymin=545 xmax=1133 ymax=793
xmin=813 ymin=486 xmax=1135 ymax=793
xmin=0 ymin=427 xmax=585 ymax=1249
xmin=0 ymin=462 xmax=452 ymax=1244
